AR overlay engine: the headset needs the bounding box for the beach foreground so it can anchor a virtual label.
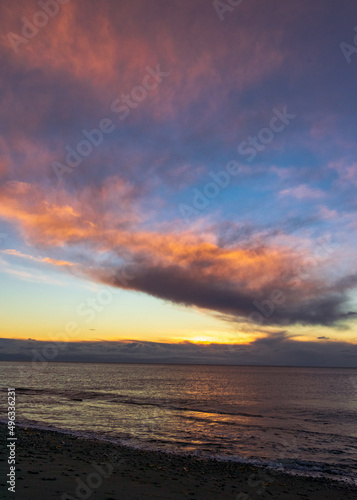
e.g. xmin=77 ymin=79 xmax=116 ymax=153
xmin=1 ymin=424 xmax=356 ymax=500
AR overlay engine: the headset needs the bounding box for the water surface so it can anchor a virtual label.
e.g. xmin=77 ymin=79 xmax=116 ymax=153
xmin=1 ymin=362 xmax=356 ymax=483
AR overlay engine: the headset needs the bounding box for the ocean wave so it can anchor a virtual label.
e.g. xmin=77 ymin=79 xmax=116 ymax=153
xmin=1 ymin=419 xmax=356 ymax=486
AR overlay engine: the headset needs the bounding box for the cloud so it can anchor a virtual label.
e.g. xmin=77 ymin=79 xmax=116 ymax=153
xmin=0 ymin=179 xmax=356 ymax=327
xmin=0 ymin=263 xmax=69 ymax=287
xmin=1 ymin=0 xmax=357 ymax=341
xmin=95 ymin=261 xmax=356 ymax=327
xmin=318 ymin=206 xmax=338 ymax=220
xmin=280 ymin=184 xmax=325 ymax=200
xmin=1 ymin=249 xmax=76 ymax=267
xmin=329 ymin=160 xmax=357 ymax=186
xmin=1 ymin=335 xmax=356 ymax=367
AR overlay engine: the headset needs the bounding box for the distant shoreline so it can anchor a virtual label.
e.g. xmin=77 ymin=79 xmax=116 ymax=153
xmin=1 ymin=359 xmax=357 ymax=368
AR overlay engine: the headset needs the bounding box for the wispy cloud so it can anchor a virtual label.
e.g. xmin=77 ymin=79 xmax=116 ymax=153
xmin=2 ymin=249 xmax=76 ymax=267
xmin=0 ymin=263 xmax=69 ymax=287
xmin=280 ymin=185 xmax=325 ymax=200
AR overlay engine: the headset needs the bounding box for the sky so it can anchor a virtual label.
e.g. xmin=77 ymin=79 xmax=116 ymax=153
xmin=0 ymin=0 xmax=357 ymax=366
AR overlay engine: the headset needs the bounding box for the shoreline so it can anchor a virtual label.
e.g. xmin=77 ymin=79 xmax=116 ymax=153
xmin=1 ymin=423 xmax=356 ymax=499
xmin=1 ymin=419 xmax=356 ymax=486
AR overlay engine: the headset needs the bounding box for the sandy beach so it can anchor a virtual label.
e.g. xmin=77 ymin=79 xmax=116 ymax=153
xmin=0 ymin=424 xmax=356 ymax=500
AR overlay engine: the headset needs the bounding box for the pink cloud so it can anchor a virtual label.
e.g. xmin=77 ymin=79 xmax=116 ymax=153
xmin=280 ymin=184 xmax=325 ymax=200
xmin=329 ymin=160 xmax=357 ymax=185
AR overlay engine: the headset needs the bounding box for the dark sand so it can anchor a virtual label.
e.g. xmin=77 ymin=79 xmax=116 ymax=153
xmin=1 ymin=424 xmax=356 ymax=499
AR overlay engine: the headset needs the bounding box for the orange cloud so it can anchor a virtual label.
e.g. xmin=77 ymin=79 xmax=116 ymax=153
xmin=1 ymin=178 xmax=352 ymax=327
xmin=1 ymin=249 xmax=76 ymax=267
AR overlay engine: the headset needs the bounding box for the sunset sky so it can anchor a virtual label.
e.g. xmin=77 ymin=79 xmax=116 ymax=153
xmin=1 ymin=0 xmax=357 ymax=365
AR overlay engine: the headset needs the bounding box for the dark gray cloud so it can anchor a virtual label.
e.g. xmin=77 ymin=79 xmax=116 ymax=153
xmin=95 ymin=260 xmax=357 ymax=327
xmin=0 ymin=335 xmax=356 ymax=367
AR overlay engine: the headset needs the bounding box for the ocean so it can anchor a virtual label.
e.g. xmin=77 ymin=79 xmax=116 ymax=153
xmin=1 ymin=362 xmax=356 ymax=485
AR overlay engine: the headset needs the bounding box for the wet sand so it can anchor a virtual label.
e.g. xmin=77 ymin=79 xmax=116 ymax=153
xmin=0 ymin=424 xmax=356 ymax=499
